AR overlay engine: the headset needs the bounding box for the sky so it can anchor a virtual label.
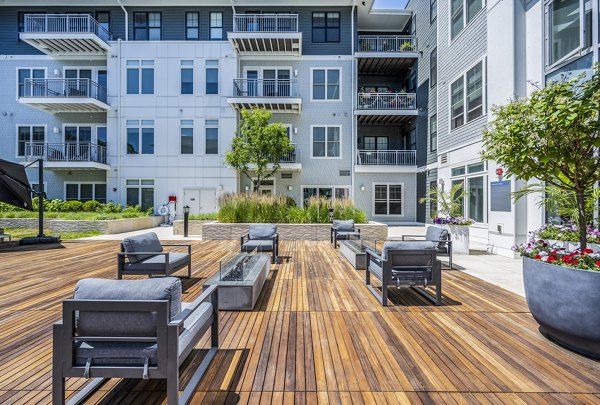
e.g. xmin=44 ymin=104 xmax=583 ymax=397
xmin=373 ymin=0 xmax=409 ymax=9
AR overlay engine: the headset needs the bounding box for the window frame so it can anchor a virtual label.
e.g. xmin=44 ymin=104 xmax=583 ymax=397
xmin=126 ymin=119 xmax=155 ymax=155
xmin=205 ymin=119 xmax=219 ymax=155
xmin=133 ymin=12 xmax=162 ymax=41
xmin=209 ymin=11 xmax=223 ymax=40
xmin=430 ymin=47 xmax=437 ymax=88
xmin=449 ymin=161 xmax=487 ymax=223
xmin=449 ymin=58 xmax=486 ymax=131
xmin=16 ymin=124 xmax=46 ymax=158
xmin=205 ymin=60 xmax=219 ymax=95
xmin=311 ymin=11 xmax=341 ymax=43
xmin=310 ymin=67 xmax=342 ymax=101
xmin=16 ymin=67 xmax=46 ymax=99
xmin=429 ymin=115 xmax=437 ymax=152
xmin=180 ymin=119 xmax=194 ymax=155
xmin=545 ymin=0 xmax=591 ymax=68
xmin=125 ymin=179 xmax=155 ymax=210
xmin=372 ymin=183 xmax=405 ymax=217
xmin=185 ymin=11 xmax=200 ymax=40
xmin=300 ymin=185 xmax=351 ymax=207
xmin=430 ymin=0 xmax=438 ymax=23
xmin=310 ymin=125 xmax=342 ymax=159
xmin=449 ymin=0 xmax=485 ymax=41
xmin=126 ymin=60 xmax=154 ymax=95
xmin=64 ymin=182 xmax=107 ymax=203
xmin=180 ymin=60 xmax=194 ymax=95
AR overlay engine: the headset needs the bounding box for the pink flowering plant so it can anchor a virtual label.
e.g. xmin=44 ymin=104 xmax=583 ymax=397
xmin=514 ymin=238 xmax=600 ymax=271
xmin=533 ymin=224 xmax=600 ymax=244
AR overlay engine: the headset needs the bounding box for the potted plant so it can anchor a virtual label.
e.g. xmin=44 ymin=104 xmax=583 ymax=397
xmin=420 ymin=183 xmax=473 ymax=254
xmin=482 ymin=66 xmax=600 ymax=358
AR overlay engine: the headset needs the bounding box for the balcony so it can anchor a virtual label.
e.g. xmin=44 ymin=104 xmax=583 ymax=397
xmin=228 ymin=79 xmax=302 ymax=114
xmin=252 ymin=143 xmax=301 ymax=171
xmin=18 ymin=78 xmax=109 ymax=113
xmin=356 ymin=35 xmax=417 ymax=74
xmin=19 ymin=14 xmax=112 ymax=58
xmin=355 ymin=149 xmax=417 ymax=173
xmin=25 ymin=142 xmax=109 ymax=170
xmin=355 ymin=92 xmax=417 ymax=124
xmin=228 ymin=14 xmax=302 ymax=56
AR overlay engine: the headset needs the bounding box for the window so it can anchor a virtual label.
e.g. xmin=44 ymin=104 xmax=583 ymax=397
xmin=206 ymin=60 xmax=219 ymax=94
xmin=312 ymin=126 xmax=340 ymax=158
xmin=126 ymin=179 xmax=154 ymax=210
xmin=374 ymin=184 xmax=403 ymax=216
xmin=451 ymin=162 xmax=486 ymax=222
xmin=363 ymin=136 xmax=388 ymax=150
xmin=186 ymin=12 xmax=199 ymax=40
xmin=302 ymin=186 xmax=350 ymax=205
xmin=430 ymin=0 xmax=437 ymax=23
xmin=430 ymin=115 xmax=437 ymax=152
xmin=17 ymin=126 xmax=44 ymax=157
xmin=312 ymin=69 xmax=340 ymax=100
xmin=205 ymin=119 xmax=219 ymax=155
xmin=429 ymin=181 xmax=438 ymax=216
xmin=18 ymin=68 xmax=44 ymax=97
xmin=452 ymin=179 xmax=465 ymax=216
xmin=451 ymin=0 xmax=484 ymax=39
xmin=180 ymin=60 xmax=193 ymax=94
xmin=96 ymin=12 xmax=110 ymax=35
xmin=97 ymin=127 xmax=107 ymax=149
xmin=403 ymin=128 xmax=416 ymax=150
xmin=126 ymin=120 xmax=154 ymax=155
xmin=65 ymin=183 xmax=106 ymax=203
xmin=312 ymin=12 xmax=340 ymax=43
xmin=547 ymin=0 xmax=590 ymax=65
xmin=210 ymin=12 xmax=223 ymax=40
xmin=180 ymin=120 xmax=194 ymax=154
xmin=430 ymin=48 xmax=437 ymax=87
xmin=133 ymin=12 xmax=161 ymax=40
xmin=126 ymin=60 xmax=154 ymax=94
xmin=451 ymin=61 xmax=485 ymax=130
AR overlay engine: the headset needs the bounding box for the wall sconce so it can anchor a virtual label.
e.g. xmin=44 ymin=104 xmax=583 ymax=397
xmin=294 ymin=69 xmax=298 ymax=77
xmin=53 ymin=69 xmax=60 ymax=76
xmin=293 ymin=127 xmax=298 ymax=134
xmin=53 ymin=127 xmax=60 ymax=134
xmin=245 ymin=185 xmax=249 ymax=192
xmin=112 ymin=187 xmax=117 ymax=192
xmin=287 ymin=185 xmax=292 ymax=191
xmin=360 ymin=185 xmax=365 ymax=191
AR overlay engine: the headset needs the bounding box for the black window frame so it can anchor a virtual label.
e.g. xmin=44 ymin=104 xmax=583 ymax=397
xmin=430 ymin=0 xmax=437 ymax=23
xmin=185 ymin=11 xmax=200 ymax=40
xmin=209 ymin=11 xmax=223 ymax=40
xmin=133 ymin=12 xmax=162 ymax=41
xmin=312 ymin=11 xmax=341 ymax=43
xmin=430 ymin=47 xmax=437 ymax=88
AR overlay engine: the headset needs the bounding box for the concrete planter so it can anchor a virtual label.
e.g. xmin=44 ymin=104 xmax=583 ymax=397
xmin=440 ymin=224 xmax=470 ymax=254
xmin=196 ymin=221 xmax=388 ymax=241
xmin=0 ymin=216 xmax=163 ymax=234
xmin=172 ymin=220 xmax=212 ymax=236
xmin=523 ymin=257 xmax=600 ymax=359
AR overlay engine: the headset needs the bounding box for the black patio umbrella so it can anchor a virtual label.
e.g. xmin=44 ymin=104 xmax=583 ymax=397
xmin=0 ymin=159 xmax=34 ymax=211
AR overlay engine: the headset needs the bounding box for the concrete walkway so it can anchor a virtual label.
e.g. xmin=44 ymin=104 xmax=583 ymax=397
xmin=82 ymin=224 xmax=525 ymax=297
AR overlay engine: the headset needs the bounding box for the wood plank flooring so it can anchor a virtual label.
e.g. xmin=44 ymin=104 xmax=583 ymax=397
xmin=0 ymin=240 xmax=598 ymax=404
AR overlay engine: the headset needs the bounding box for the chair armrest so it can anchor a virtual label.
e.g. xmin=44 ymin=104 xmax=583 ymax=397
xmin=365 ymin=248 xmax=383 ymax=262
xmin=272 ymin=233 xmax=279 ymax=242
xmin=240 ymin=233 xmax=249 ymax=244
xmin=402 ymin=234 xmax=427 ymax=240
xmin=161 ymin=244 xmax=192 ymax=255
xmin=172 ymin=285 xmax=218 ymax=323
xmin=117 ymin=251 xmax=169 ymax=256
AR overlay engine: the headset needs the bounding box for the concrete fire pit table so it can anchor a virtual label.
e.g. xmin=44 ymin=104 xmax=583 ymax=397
xmin=204 ymin=253 xmax=270 ymax=310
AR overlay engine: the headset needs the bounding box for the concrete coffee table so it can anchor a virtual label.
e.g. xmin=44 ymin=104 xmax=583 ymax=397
xmin=204 ymin=253 xmax=270 ymax=310
xmin=339 ymin=240 xmax=379 ymax=270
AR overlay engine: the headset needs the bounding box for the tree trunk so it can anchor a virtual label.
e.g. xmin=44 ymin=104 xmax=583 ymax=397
xmin=576 ymin=189 xmax=588 ymax=250
xmin=253 ymin=174 xmax=260 ymax=193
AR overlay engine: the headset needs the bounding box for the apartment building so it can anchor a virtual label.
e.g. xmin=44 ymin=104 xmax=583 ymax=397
xmin=0 ymin=0 xmax=425 ymax=223
xmin=407 ymin=0 xmax=600 ymax=256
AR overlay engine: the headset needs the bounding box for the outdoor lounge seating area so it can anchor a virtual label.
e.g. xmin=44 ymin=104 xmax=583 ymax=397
xmin=1 ymin=239 xmax=599 ymax=403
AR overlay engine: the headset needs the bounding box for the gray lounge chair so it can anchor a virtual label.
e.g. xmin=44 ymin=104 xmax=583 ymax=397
xmin=0 ymin=228 xmax=11 ymax=243
xmin=331 ymin=219 xmax=361 ymax=247
xmin=365 ymin=241 xmax=442 ymax=306
xmin=240 ymin=224 xmax=279 ymax=263
xmin=402 ymin=226 xmax=453 ymax=268
xmin=117 ymin=232 xmax=192 ymax=279
xmin=52 ymin=277 xmax=219 ymax=405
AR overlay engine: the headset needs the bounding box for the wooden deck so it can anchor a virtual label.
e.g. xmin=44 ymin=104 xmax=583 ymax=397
xmin=0 ymin=240 xmax=599 ymax=404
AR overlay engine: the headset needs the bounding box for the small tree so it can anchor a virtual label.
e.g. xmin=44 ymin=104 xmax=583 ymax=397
xmin=482 ymin=66 xmax=600 ymax=249
xmin=226 ymin=108 xmax=293 ymax=193
xmin=419 ymin=182 xmax=468 ymax=219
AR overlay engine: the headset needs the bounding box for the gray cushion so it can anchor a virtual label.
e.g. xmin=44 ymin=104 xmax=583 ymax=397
xmin=335 ymin=231 xmax=360 ymax=239
xmin=178 ymin=302 xmax=214 ymax=357
xmin=425 ymin=226 xmax=449 ymax=249
xmin=124 ymin=252 xmax=190 ymax=274
xmin=333 ymin=220 xmax=355 ymax=232
xmin=242 ymin=239 xmax=274 ymax=252
xmin=249 ymin=224 xmax=277 ymax=240
xmin=122 ymin=232 xmax=163 ymax=263
xmin=73 ymin=277 xmax=182 ymax=337
xmin=381 ymin=241 xmax=437 ymax=260
xmin=75 ymin=341 xmax=158 ymax=366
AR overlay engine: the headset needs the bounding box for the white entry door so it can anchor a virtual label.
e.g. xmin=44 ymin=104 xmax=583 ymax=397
xmin=183 ymin=189 xmax=217 ymax=214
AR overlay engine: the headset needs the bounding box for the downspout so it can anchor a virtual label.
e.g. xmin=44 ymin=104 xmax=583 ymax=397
xmin=117 ymin=0 xmax=128 ymax=41
xmin=351 ymin=0 xmax=357 ymax=203
xmin=116 ymin=0 xmax=127 ymax=204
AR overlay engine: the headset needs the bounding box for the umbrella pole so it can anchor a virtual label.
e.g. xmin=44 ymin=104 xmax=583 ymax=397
xmin=37 ymin=159 xmax=44 ymax=238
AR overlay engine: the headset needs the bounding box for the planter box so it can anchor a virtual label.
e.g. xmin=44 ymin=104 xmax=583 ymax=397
xmin=197 ymin=222 xmax=388 ymax=241
xmin=523 ymin=257 xmax=600 ymax=359
xmin=204 ymin=254 xmax=270 ymax=310
xmin=339 ymin=240 xmax=367 ymax=270
xmin=0 ymin=216 xmax=163 ymax=234
xmin=438 ymin=224 xmax=469 ymax=254
xmin=172 ymin=220 xmax=212 ymax=236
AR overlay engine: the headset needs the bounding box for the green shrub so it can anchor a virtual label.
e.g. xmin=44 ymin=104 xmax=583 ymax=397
xmin=82 ymin=200 xmax=102 ymax=212
xmin=189 ymin=213 xmax=218 ymax=220
xmin=103 ymin=201 xmax=123 ymax=213
xmin=62 ymin=200 xmax=84 ymax=212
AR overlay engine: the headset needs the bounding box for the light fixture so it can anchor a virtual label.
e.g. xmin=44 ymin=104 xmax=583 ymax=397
xmin=287 ymin=185 xmax=292 ymax=191
xmin=53 ymin=127 xmax=60 ymax=134
xmin=294 ymin=69 xmax=298 ymax=77
xmin=294 ymin=127 xmax=298 ymax=134
xmin=245 ymin=185 xmax=249 ymax=192
xmin=53 ymin=69 xmax=60 ymax=76
xmin=360 ymin=185 xmax=365 ymax=191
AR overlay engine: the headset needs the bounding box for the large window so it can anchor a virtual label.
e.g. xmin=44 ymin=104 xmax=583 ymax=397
xmin=374 ymin=184 xmax=403 ymax=216
xmin=17 ymin=126 xmax=44 ymax=157
xmin=133 ymin=12 xmax=161 ymax=40
xmin=302 ymin=186 xmax=350 ymax=205
xmin=450 ymin=162 xmax=487 ymax=223
xmin=65 ymin=183 xmax=106 ymax=203
xmin=206 ymin=60 xmax=219 ymax=94
xmin=430 ymin=115 xmax=437 ymax=152
xmin=430 ymin=0 xmax=437 ymax=23
xmin=429 ymin=181 xmax=438 ymax=217
xmin=126 ymin=120 xmax=154 ymax=155
xmin=312 ymin=68 xmax=340 ymax=100
xmin=186 ymin=12 xmax=199 ymax=40
xmin=312 ymin=12 xmax=340 ymax=43
xmin=450 ymin=60 xmax=485 ymax=130
xmin=205 ymin=119 xmax=219 ymax=155
xmin=312 ymin=126 xmax=340 ymax=158
xmin=180 ymin=60 xmax=193 ymax=94
xmin=180 ymin=120 xmax=194 ymax=154
xmin=126 ymin=60 xmax=154 ymax=94
xmin=363 ymin=136 xmax=388 ymax=150
xmin=126 ymin=179 xmax=154 ymax=210
xmin=430 ymin=48 xmax=437 ymax=87
xmin=210 ymin=12 xmax=223 ymax=40
xmin=547 ymin=0 xmax=591 ymax=65
xmin=18 ymin=68 xmax=44 ymax=97
xmin=451 ymin=0 xmax=484 ymax=40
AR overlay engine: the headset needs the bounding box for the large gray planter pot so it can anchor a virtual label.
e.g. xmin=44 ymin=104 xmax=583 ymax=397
xmin=523 ymin=257 xmax=600 ymax=358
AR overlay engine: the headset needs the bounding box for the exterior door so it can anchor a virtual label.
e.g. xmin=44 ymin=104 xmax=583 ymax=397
xmin=183 ymin=189 xmax=217 ymax=214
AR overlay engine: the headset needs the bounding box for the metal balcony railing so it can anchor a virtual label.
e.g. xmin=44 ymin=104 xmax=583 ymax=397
xmin=233 ymin=14 xmax=299 ymax=33
xmin=279 ymin=144 xmax=298 ymax=163
xmin=20 ymin=79 xmax=108 ymax=104
xmin=23 ymin=14 xmax=112 ymax=43
xmin=233 ymin=78 xmax=298 ymax=98
xmin=357 ymin=92 xmax=416 ymax=110
xmin=357 ymin=35 xmax=416 ymax=52
xmin=25 ymin=142 xmax=107 ymax=164
xmin=356 ymin=150 xmax=416 ymax=166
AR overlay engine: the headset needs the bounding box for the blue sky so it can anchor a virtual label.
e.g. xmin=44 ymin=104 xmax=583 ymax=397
xmin=373 ymin=0 xmax=409 ymax=9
